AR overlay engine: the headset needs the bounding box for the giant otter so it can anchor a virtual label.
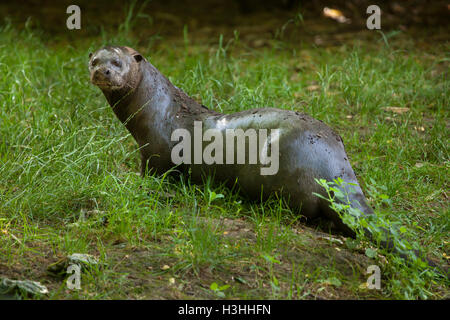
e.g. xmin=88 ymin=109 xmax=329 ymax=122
xmin=88 ymin=46 xmax=443 ymax=270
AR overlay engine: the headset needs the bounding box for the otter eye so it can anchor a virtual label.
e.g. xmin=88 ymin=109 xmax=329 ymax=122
xmin=91 ymin=58 xmax=99 ymax=67
xmin=112 ymin=59 xmax=122 ymax=68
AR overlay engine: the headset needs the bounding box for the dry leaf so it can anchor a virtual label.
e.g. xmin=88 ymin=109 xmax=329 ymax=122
xmin=382 ymin=107 xmax=410 ymax=114
xmin=306 ymin=85 xmax=320 ymax=91
xmin=252 ymin=39 xmax=269 ymax=48
xmin=415 ymin=163 xmax=424 ymax=168
xmin=317 ymin=236 xmax=344 ymax=245
xmin=290 ymin=73 xmax=300 ymax=82
xmin=314 ymin=36 xmax=324 ymax=45
xmin=323 ymin=7 xmax=351 ymax=23
xmin=414 ymin=126 xmax=425 ymax=132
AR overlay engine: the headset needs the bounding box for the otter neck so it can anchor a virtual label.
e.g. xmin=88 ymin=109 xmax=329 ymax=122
xmin=103 ymin=61 xmax=216 ymax=151
xmin=102 ymin=88 xmax=136 ymax=124
xmin=103 ymin=62 xmax=181 ymax=149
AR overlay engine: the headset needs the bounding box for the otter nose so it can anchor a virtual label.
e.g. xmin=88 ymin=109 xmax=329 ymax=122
xmin=93 ymin=68 xmax=110 ymax=81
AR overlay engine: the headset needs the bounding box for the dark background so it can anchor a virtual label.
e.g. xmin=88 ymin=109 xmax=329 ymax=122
xmin=1 ymin=0 xmax=448 ymax=46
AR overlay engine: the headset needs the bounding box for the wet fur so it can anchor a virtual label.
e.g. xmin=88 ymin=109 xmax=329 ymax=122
xmin=89 ymin=46 xmax=447 ymax=275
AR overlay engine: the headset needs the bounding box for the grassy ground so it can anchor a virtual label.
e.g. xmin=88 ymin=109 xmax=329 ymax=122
xmin=0 ymin=11 xmax=448 ymax=299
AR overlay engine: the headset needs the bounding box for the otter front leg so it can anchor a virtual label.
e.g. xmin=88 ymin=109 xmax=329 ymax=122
xmin=140 ymin=153 xmax=174 ymax=177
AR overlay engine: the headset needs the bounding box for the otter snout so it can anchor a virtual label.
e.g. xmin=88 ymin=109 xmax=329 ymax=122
xmin=91 ymin=68 xmax=112 ymax=86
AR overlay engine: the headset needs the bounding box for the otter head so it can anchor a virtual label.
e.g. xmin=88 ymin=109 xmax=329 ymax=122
xmin=88 ymin=46 xmax=145 ymax=93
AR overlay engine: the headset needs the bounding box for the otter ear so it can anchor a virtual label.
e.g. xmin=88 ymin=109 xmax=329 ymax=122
xmin=89 ymin=52 xmax=93 ymax=59
xmin=133 ymin=54 xmax=143 ymax=62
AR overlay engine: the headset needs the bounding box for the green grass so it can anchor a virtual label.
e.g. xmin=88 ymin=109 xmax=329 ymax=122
xmin=0 ymin=19 xmax=448 ymax=299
